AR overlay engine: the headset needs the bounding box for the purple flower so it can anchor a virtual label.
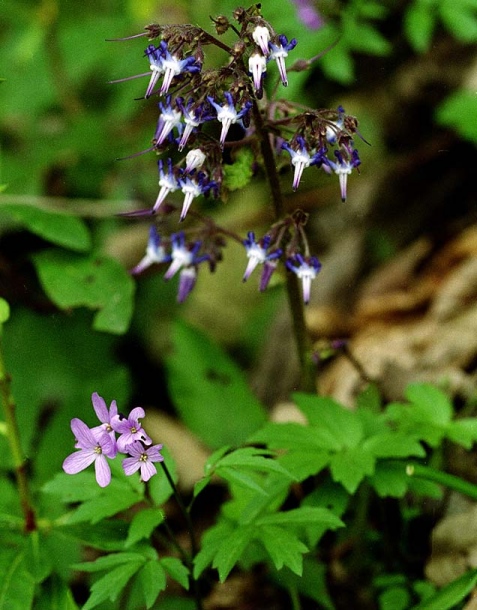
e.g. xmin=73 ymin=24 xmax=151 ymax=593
xmin=178 ymin=171 xmax=216 ymax=221
xmin=163 ymin=232 xmax=206 ymax=279
xmin=90 ymin=392 xmax=118 ymax=446
xmin=131 ymin=225 xmax=170 ymax=275
xmin=122 ymin=441 xmax=164 ymax=482
xmin=176 ymin=99 xmax=212 ymax=151
xmin=291 ymin=0 xmax=324 ymax=30
xmin=177 ymin=266 xmax=198 ymax=303
xmin=326 ymin=106 xmax=345 ymax=145
xmin=242 ymin=232 xmax=282 ymax=281
xmin=153 ymin=158 xmax=179 ymax=212
xmin=268 ymin=35 xmax=297 ymax=86
xmin=154 ymin=97 xmax=182 ymax=146
xmin=325 ymin=149 xmax=361 ymax=202
xmin=207 ymin=92 xmax=252 ymax=148
xmin=286 ymin=254 xmax=322 ymax=304
xmin=63 ymin=418 xmax=116 ymax=487
xmin=111 ymin=407 xmax=152 ymax=453
xmin=144 ymin=42 xmax=167 ymax=98
xmin=160 ymin=48 xmax=201 ymax=96
xmin=282 ymin=137 xmax=324 ymax=190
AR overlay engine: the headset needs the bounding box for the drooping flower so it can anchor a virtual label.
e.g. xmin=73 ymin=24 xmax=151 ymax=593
xmin=159 ymin=48 xmax=201 ymax=96
xmin=282 ymin=137 xmax=325 ymax=190
xmin=324 ymin=149 xmax=361 ymax=202
xmin=163 ymin=232 xmax=205 ymax=279
xmin=153 ymin=158 xmax=179 ymax=212
xmin=242 ymin=232 xmax=282 ymax=282
xmin=185 ymin=148 xmax=206 ymax=173
xmin=131 ymin=225 xmax=170 ymax=275
xmin=144 ymin=42 xmax=167 ymax=98
xmin=111 ymin=407 xmax=152 ymax=453
xmin=248 ymin=52 xmax=267 ymax=92
xmin=252 ymin=25 xmax=271 ymax=55
xmin=207 ymin=92 xmax=252 ymax=148
xmin=259 ymin=259 xmax=279 ymax=292
xmin=177 ymin=266 xmax=198 ymax=302
xmin=268 ymin=34 xmax=297 ymax=86
xmin=63 ymin=418 xmax=117 ymax=487
xmin=154 ymin=97 xmax=182 ymax=146
xmin=286 ymin=254 xmax=322 ymax=304
xmin=178 ymin=171 xmax=216 ymax=221
xmin=326 ymin=105 xmax=345 ymax=145
xmin=122 ymin=441 xmax=164 ymax=482
xmin=176 ymin=99 xmax=212 ymax=151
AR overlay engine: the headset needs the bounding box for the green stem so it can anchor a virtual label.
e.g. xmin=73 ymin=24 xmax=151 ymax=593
xmin=251 ymin=99 xmax=315 ymax=392
xmin=288 ymin=583 xmax=301 ymax=610
xmin=406 ymin=463 xmax=477 ymax=500
xmin=0 ymin=338 xmax=36 ymax=532
xmin=160 ymin=461 xmax=203 ymax=610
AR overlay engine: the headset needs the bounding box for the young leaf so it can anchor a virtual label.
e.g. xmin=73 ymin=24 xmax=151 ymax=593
xmin=258 ymin=524 xmax=308 ymax=574
xmin=222 ymin=147 xmax=254 ymax=191
xmin=330 ymin=446 xmax=375 ymax=493
xmin=165 ymin=320 xmax=266 ymax=448
xmin=405 ymin=383 xmax=452 ymax=426
xmin=212 ymin=524 xmax=255 ymax=582
xmin=125 ymin=508 xmax=164 ymax=548
xmin=161 ymin=557 xmax=189 ymax=589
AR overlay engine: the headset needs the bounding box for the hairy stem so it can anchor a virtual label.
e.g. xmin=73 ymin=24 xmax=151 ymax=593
xmin=0 ymin=337 xmax=36 ymax=532
xmin=251 ymin=98 xmax=315 ymax=392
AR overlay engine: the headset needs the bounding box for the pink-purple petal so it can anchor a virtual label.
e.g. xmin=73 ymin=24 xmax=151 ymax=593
xmin=123 ymin=456 xmax=142 ymax=476
xmin=91 ymin=392 xmax=109 ymax=423
xmin=63 ymin=449 xmax=96 ymax=474
xmin=140 ymin=461 xmax=157 ymax=482
xmin=95 ymin=455 xmax=112 ymax=487
xmin=70 ymin=418 xmax=97 ymax=449
xmin=128 ymin=407 xmax=146 ymax=421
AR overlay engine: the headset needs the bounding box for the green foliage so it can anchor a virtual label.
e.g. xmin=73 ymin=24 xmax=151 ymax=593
xmin=165 ymin=320 xmax=267 ymax=448
xmin=410 ymin=568 xmax=477 ymax=609
xmin=222 ymin=148 xmax=255 ymax=192
xmin=436 ymin=89 xmax=477 ymax=143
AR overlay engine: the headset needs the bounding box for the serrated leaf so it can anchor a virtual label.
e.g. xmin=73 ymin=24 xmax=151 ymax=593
xmin=405 ymin=383 xmax=452 ymax=426
xmin=330 ymin=447 xmax=375 ymax=493
xmin=216 ymin=448 xmax=294 ymax=477
xmin=125 ymin=508 xmax=164 ymax=548
xmin=137 ymin=561 xmax=166 ymax=608
xmin=161 ymin=557 xmax=189 ymax=589
xmin=368 ymin=461 xmax=409 ymax=498
xmin=447 ymin=418 xmax=477 ymax=449
xmin=58 ymin=521 xmax=128 ymax=551
xmin=193 ymin=522 xmax=234 ymax=579
xmin=0 ymin=203 xmax=91 ymax=252
xmin=33 ymin=575 xmax=79 ymax=610
xmin=165 ymin=320 xmax=266 ymax=448
xmin=217 ymin=467 xmax=268 ymax=495
xmin=82 ymin=561 xmax=144 ymax=610
xmin=248 ymin=422 xmax=340 ymax=451
xmin=258 ymin=524 xmax=307 ymax=574
xmin=66 ymin=485 xmax=140 ymax=524
xmin=212 ymin=525 xmax=254 ymax=582
xmin=222 ymin=148 xmax=254 ymax=191
xmin=33 ymin=250 xmax=134 ymax=334
xmin=294 ymin=393 xmax=364 ymax=449
xmin=410 ymin=568 xmax=477 ymax=609
xmin=256 ymin=506 xmax=344 ymax=530
xmin=0 ymin=550 xmax=35 ymax=610
xmin=278 ymin=450 xmax=330 ymax=481
xmin=362 ymin=432 xmax=425 ymax=458
xmin=73 ymin=552 xmax=145 ymax=573
xmin=43 ymin=472 xmax=104 ymax=503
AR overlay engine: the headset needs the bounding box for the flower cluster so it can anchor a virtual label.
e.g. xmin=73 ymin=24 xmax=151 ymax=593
xmin=63 ymin=393 xmax=163 ymax=487
xmin=111 ymin=5 xmax=364 ymax=303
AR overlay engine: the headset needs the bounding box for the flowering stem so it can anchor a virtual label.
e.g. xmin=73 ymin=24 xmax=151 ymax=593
xmin=0 ymin=339 xmax=36 ymax=532
xmin=251 ymin=98 xmax=315 ymax=392
xmin=160 ymin=461 xmax=203 ymax=610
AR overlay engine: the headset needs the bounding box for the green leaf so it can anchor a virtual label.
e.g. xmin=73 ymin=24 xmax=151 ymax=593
xmin=0 ymin=550 xmax=35 ymax=610
xmin=410 ymin=568 xmax=477 ymax=609
xmin=256 ymin=506 xmax=344 ymax=530
xmin=0 ymin=203 xmax=91 ymax=252
xmin=212 ymin=525 xmax=255 ymax=582
xmin=125 ymin=508 xmax=164 ymax=548
xmin=33 ymin=250 xmax=135 ymax=334
xmin=66 ymin=482 xmax=141 ymax=524
xmin=294 ymin=393 xmax=364 ymax=449
xmin=137 ymin=561 xmax=167 ymax=609
xmin=379 ymin=586 xmax=411 ymax=610
xmin=362 ymin=432 xmax=425 ymax=458
xmin=404 ymin=2 xmax=436 ymax=52
xmin=73 ymin=552 xmax=146 ymax=573
xmin=0 ymin=299 xmax=10 ymax=324
xmin=161 ymin=557 xmax=189 ymax=589
xmin=440 ymin=0 xmax=477 ymax=42
xmin=277 ymin=450 xmax=330 ymax=481
xmin=217 ymin=467 xmax=268 ymax=495
xmin=348 ymin=22 xmax=391 ymax=55
xmin=258 ymin=524 xmax=308 ymax=574
xmin=165 ymin=320 xmax=267 ymax=448
xmin=222 ymin=147 xmax=254 ymax=191
xmin=405 ymin=383 xmax=453 ymax=425
xmin=447 ymin=418 xmax=477 ymax=448
xmin=216 ymin=448 xmax=294 ymax=477
xmin=369 ymin=461 xmax=409 ymax=498
xmin=248 ymin=421 xmax=340 ymax=451
xmin=193 ymin=522 xmax=234 ymax=579
xmin=274 ymin=558 xmax=335 ymax=609
xmin=43 ymin=472 xmax=105 ymax=503
xmin=82 ymin=561 xmax=144 ymax=610
xmin=57 ymin=521 xmax=128 ymax=552
xmin=330 ymin=447 xmax=375 ymax=493
xmin=436 ymin=89 xmax=477 ymax=143
xmin=33 ymin=575 xmax=79 ymax=610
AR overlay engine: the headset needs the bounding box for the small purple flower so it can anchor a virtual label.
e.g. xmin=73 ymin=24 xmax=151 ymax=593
xmin=178 ymin=171 xmax=216 ymax=221
xmin=63 ymin=418 xmax=116 ymax=487
xmin=326 ymin=106 xmax=345 ymax=145
xmin=90 ymin=392 xmax=118 ymax=446
xmin=163 ymin=232 xmax=205 ymax=279
xmin=160 ymin=49 xmax=201 ymax=96
xmin=242 ymin=232 xmax=282 ymax=281
xmin=207 ymin=92 xmax=252 ymax=148
xmin=282 ymin=137 xmax=324 ymax=190
xmin=131 ymin=225 xmax=170 ymax=275
xmin=286 ymin=254 xmax=322 ymax=304
xmin=153 ymin=158 xmax=179 ymax=212
xmin=111 ymin=407 xmax=152 ymax=453
xmin=325 ymin=149 xmax=361 ymax=202
xmin=144 ymin=42 xmax=167 ymax=98
xmin=177 ymin=266 xmax=198 ymax=303
xmin=291 ymin=0 xmax=324 ymax=30
xmin=248 ymin=52 xmax=267 ymax=92
xmin=260 ymin=259 xmax=279 ymax=292
xmin=176 ymin=99 xmax=212 ymax=151
xmin=268 ymin=34 xmax=297 ymax=86
xmin=122 ymin=441 xmax=164 ymax=482
xmin=154 ymin=97 xmax=182 ymax=146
